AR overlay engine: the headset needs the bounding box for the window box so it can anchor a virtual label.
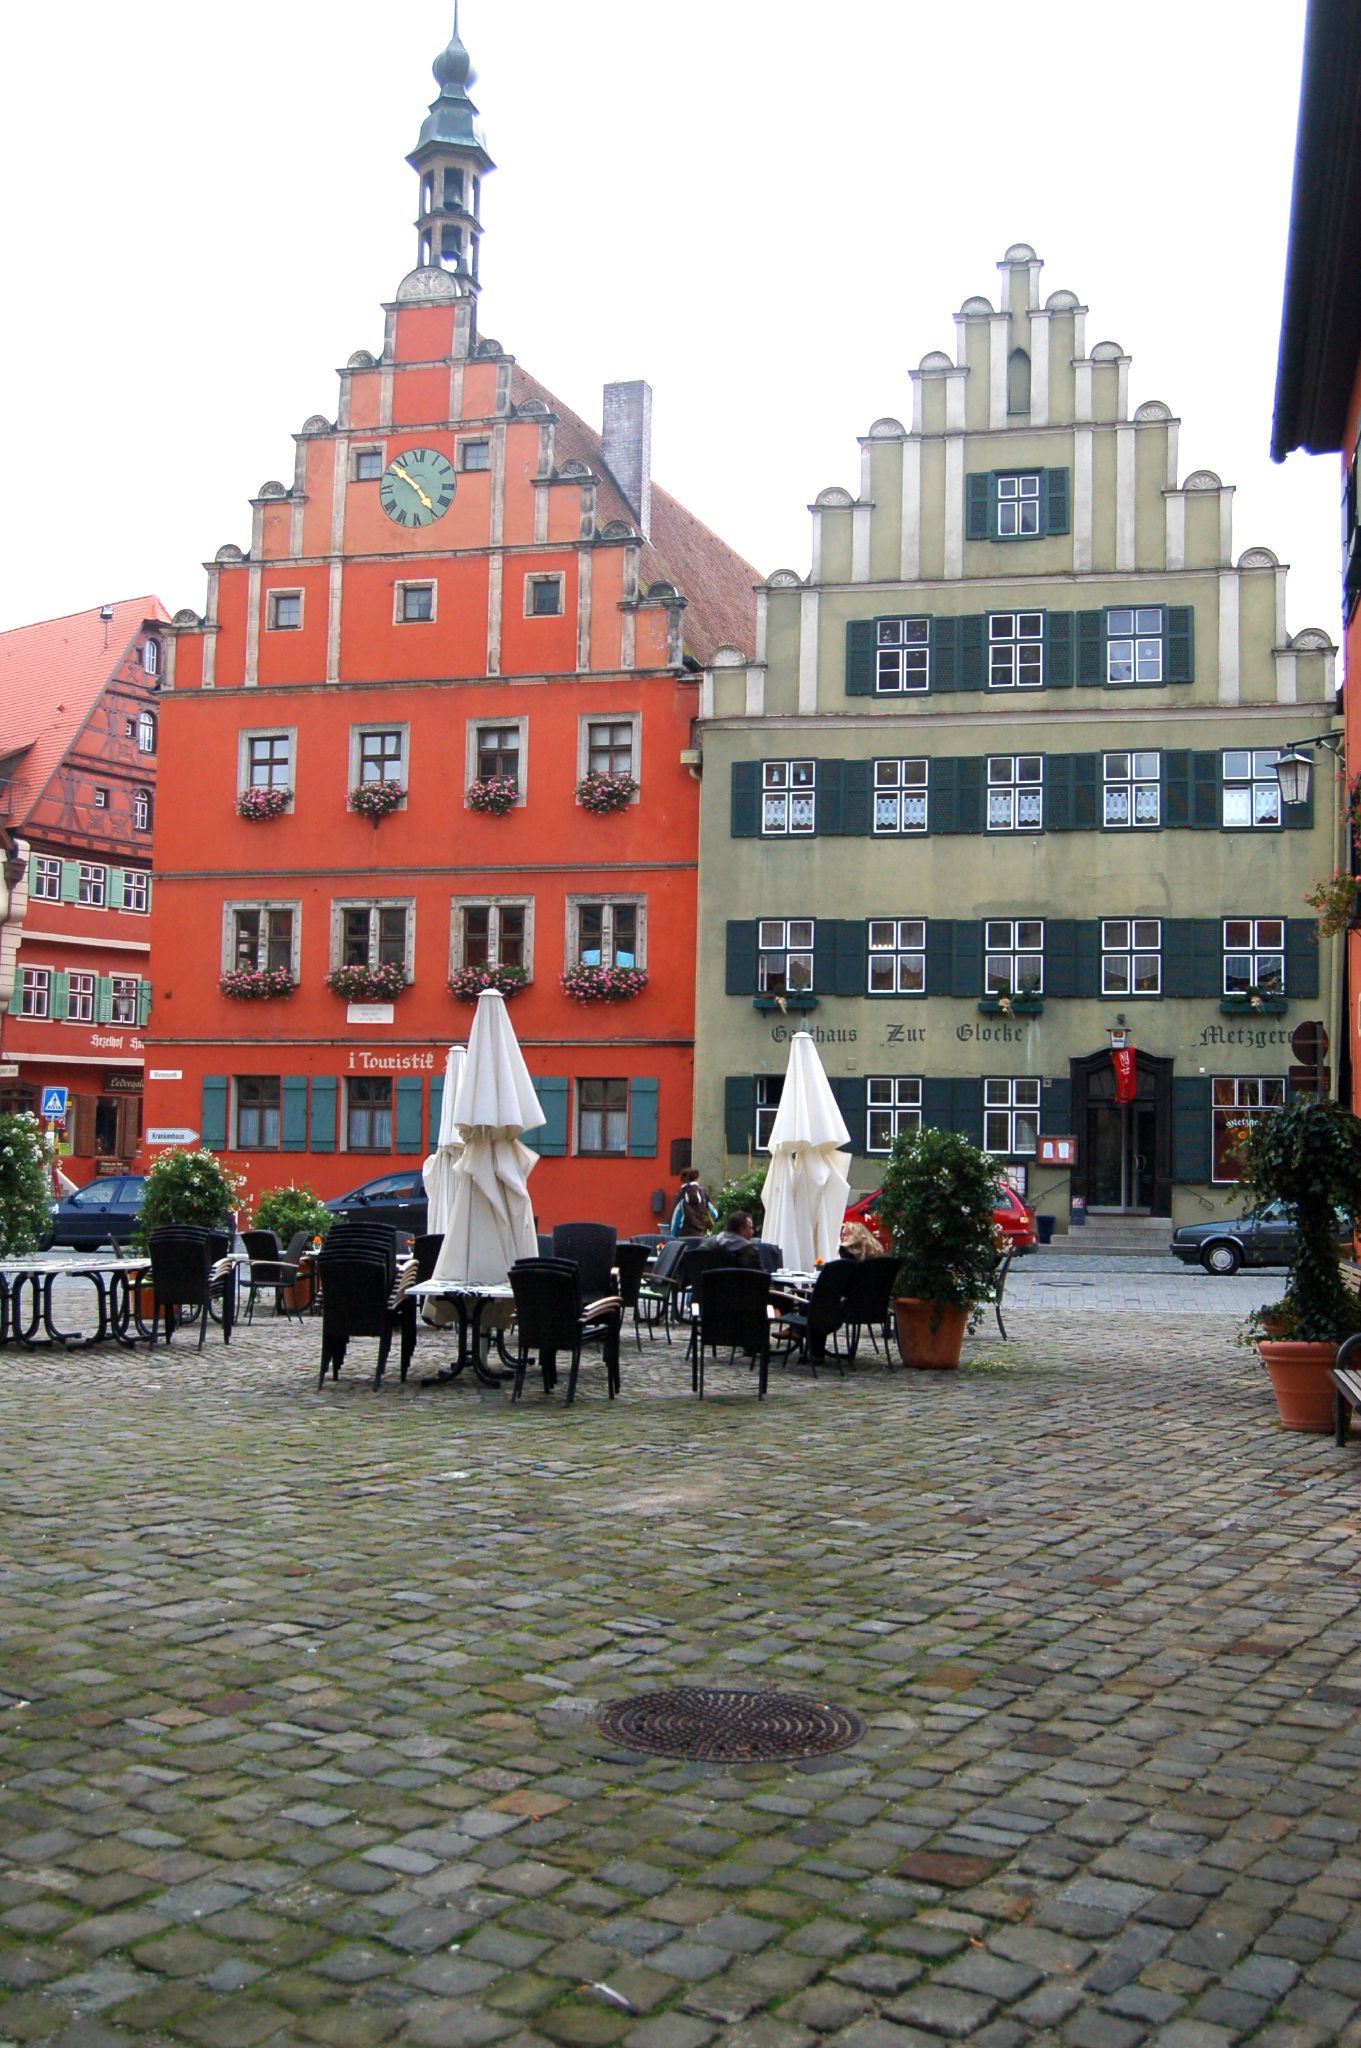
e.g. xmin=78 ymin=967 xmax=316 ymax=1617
xmin=348 ymin=778 xmax=405 ymax=823
xmin=236 ymin=786 xmax=292 ymax=822
xmin=448 ymin=963 xmax=530 ymax=1003
xmin=978 ymin=994 xmax=1044 ymax=1017
xmin=219 ymin=968 xmax=297 ymax=1001
xmin=466 ymin=774 xmax=519 ymax=815
xmin=752 ymin=993 xmax=819 ymax=1013
xmin=1219 ymin=993 xmax=1288 ymax=1016
xmin=560 ymin=964 xmax=648 ymax=1004
xmin=576 ymin=771 xmax=639 ymax=814
xmin=325 ymin=963 xmax=410 ymax=1001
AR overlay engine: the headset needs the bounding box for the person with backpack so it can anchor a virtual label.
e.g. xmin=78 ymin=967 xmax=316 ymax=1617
xmin=670 ymin=1168 xmax=716 ymax=1238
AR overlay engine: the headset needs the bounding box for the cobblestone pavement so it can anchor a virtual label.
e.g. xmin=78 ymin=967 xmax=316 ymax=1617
xmin=1007 ymin=1258 xmax=1266 ymax=1316
xmin=4 ymin=1299 xmax=1361 ymax=2048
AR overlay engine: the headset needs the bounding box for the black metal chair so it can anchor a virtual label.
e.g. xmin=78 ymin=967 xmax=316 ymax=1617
xmin=536 ymin=1233 xmax=555 ymax=1260
xmin=690 ymin=1267 xmax=773 ymax=1398
xmin=841 ymin=1254 xmax=899 ymax=1365
xmin=775 ymin=1259 xmax=852 ymax=1374
xmin=316 ymin=1247 xmax=417 ymax=1389
xmin=324 ymin=1220 xmax=402 ymax=1279
xmin=240 ymin=1229 xmax=304 ymax=1323
xmin=613 ymin=1241 xmax=651 ymax=1350
xmin=551 ymin=1222 xmax=618 ymax=1301
xmin=279 ymin=1230 xmax=318 ymax=1317
xmin=750 ymin=1239 xmax=785 ymax=1275
xmin=147 ymin=1227 xmax=236 ymax=1348
xmin=635 ymin=1235 xmax=689 ymax=1344
xmin=630 ymin=1233 xmax=667 ymax=1254
xmin=507 ymin=1261 xmax=622 ymax=1404
xmin=411 ymin=1234 xmax=444 ymax=1283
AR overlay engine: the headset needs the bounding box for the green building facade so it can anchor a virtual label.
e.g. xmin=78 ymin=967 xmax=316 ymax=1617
xmin=694 ymin=244 xmax=1339 ymax=1229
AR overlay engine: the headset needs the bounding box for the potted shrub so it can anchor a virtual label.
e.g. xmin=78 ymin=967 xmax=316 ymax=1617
xmin=253 ymin=1183 xmax=331 ymax=1313
xmin=1239 ymin=1095 xmax=1361 ymax=1430
xmin=872 ymin=1126 xmax=1001 ymax=1368
xmin=0 ymin=1111 xmax=52 ymax=1255
xmin=138 ymin=1147 xmax=245 ymax=1242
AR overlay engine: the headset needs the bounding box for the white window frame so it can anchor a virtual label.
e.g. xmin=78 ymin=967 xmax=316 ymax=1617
xmin=1223 ymin=750 xmax=1283 ymax=830
xmin=867 ymin=1077 xmax=924 ymax=1155
xmin=986 ymin=756 xmax=1043 ymax=833
xmin=330 ymin=899 xmax=415 ymax=977
xmin=394 ymin=580 xmax=437 ymax=625
xmin=234 ymin=1075 xmax=283 ymax=1152
xmin=574 ymin=1077 xmax=631 ymax=1158
xmin=1223 ymin=918 xmax=1286 ymax=997
xmin=524 ymin=572 xmax=565 ymax=618
xmin=983 ymin=1077 xmax=1041 ymax=1157
xmin=761 ymin=760 xmax=816 ymax=835
xmin=78 ymin=863 xmax=107 ymax=907
xmin=141 ymin=638 xmax=160 ymax=677
xmin=1101 ymin=919 xmax=1162 ymax=996
xmin=984 ymin=920 xmax=1045 ymax=997
xmin=266 ymin=588 xmax=304 ymax=632
xmin=1212 ymin=1077 xmax=1287 ymax=1184
xmin=19 ymin=967 xmax=50 ymax=1018
xmin=110 ymin=975 xmax=140 ymax=1026
xmin=565 ymin=896 xmax=645 ymax=971
xmin=987 ymin=612 xmax=1044 ymax=689
xmin=238 ymin=728 xmax=296 ymax=797
xmin=875 ymin=617 xmax=930 ymax=693
xmin=755 ymin=1076 xmax=783 ymax=1151
xmin=465 ymin=716 xmax=527 ymax=804
xmin=223 ymin=900 xmax=302 ymax=977
xmin=349 ymin=723 xmax=409 ymax=796
xmin=345 ymin=1075 xmax=394 ymax=1154
xmin=1106 ymin=607 xmax=1165 ymax=685
xmin=867 ymin=919 xmax=926 ymax=995
xmin=122 ymin=870 xmax=150 ymax=915
xmin=996 ymin=472 xmax=1041 ymax=538
xmin=32 ymin=856 xmax=61 ymax=902
xmin=872 ymin=758 xmax=929 ymax=836
xmin=92 ymin=787 xmax=108 ymax=810
xmin=66 ymin=971 xmax=96 ymax=1024
xmin=578 ymin=713 xmax=640 ymax=788
xmin=757 ymin=918 xmax=814 ymax=996
xmin=136 ymin=710 xmax=157 ymax=754
xmin=352 ymin=444 xmax=385 ymax=482
xmin=450 ymin=897 xmax=533 ymax=975
xmin=1103 ymin=751 xmax=1160 ymax=828
xmin=133 ymin=789 xmax=151 ymax=833
xmin=459 ymin=438 xmax=491 ymax=472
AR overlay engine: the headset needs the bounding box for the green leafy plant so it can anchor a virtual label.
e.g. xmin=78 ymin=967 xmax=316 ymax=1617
xmin=135 ymin=1147 xmax=246 ymax=1246
xmin=252 ymin=1183 xmax=332 ymax=1244
xmin=447 ymin=963 xmax=529 ymax=1002
xmin=1303 ymin=870 xmax=1356 ymax=941
xmin=716 ymin=1164 xmax=767 ymax=1231
xmin=0 ymin=1111 xmax=52 ymax=1255
xmin=871 ymin=1126 xmax=1001 ymax=1326
xmin=1239 ymin=1096 xmax=1361 ymax=1342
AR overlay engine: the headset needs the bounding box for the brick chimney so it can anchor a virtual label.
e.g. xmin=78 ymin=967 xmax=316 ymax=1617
xmin=601 ymin=380 xmax=653 ymax=540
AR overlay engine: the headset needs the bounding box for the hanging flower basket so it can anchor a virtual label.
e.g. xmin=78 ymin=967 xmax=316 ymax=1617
xmin=1219 ymin=990 xmax=1288 ymax=1016
xmin=235 ymin=786 xmax=292 ymax=822
xmin=576 ymin=771 xmax=639 ymax=814
xmin=1303 ymin=869 xmax=1359 ymax=940
xmin=560 ymin=964 xmax=648 ymax=1004
xmin=325 ymin=963 xmax=410 ymax=1001
xmin=348 ymin=779 xmax=405 ymax=822
xmin=447 ymin=963 xmax=530 ymax=1003
xmin=218 ymin=968 xmax=296 ymax=1001
xmin=466 ymin=775 xmax=519 ymax=815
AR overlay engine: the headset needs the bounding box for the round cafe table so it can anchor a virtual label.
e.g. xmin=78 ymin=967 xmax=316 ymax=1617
xmin=411 ymin=1280 xmax=514 ymax=1387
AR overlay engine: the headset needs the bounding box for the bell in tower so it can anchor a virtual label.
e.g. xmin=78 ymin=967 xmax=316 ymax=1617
xmin=408 ymin=7 xmax=495 ymax=285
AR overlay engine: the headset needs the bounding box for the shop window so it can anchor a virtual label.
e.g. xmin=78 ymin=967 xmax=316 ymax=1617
xmin=1212 ymin=1077 xmax=1286 ymax=1183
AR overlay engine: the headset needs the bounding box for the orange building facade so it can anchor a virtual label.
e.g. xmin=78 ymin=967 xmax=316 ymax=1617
xmin=0 ymin=600 xmax=166 ymax=1171
xmin=144 ymin=23 xmax=756 ymax=1227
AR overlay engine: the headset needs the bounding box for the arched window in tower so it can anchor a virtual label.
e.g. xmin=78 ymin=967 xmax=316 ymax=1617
xmin=441 ymin=226 xmax=462 ymax=269
xmin=1008 ymin=349 xmax=1032 ymax=416
xmin=443 ymin=168 xmax=463 ymax=209
xmin=422 ymin=173 xmax=434 ymax=213
xmin=421 ymin=231 xmax=433 ymax=266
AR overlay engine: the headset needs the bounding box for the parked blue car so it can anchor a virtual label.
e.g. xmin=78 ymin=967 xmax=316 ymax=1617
xmin=47 ymin=1175 xmax=147 ymax=1250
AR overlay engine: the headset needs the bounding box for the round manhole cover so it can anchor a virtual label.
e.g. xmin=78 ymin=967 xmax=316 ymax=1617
xmin=594 ymin=1686 xmax=865 ymax=1762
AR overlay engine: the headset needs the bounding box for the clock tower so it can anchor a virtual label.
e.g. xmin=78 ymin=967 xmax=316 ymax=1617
xmin=408 ymin=9 xmax=494 ymax=288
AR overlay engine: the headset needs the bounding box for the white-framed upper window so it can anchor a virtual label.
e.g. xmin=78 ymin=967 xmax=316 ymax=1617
xmin=78 ymin=863 xmax=106 ymax=907
xmin=984 ymin=920 xmax=1044 ymax=997
xmin=122 ymin=871 xmax=150 ymax=915
xmin=996 ymin=473 xmax=1041 ymax=537
xmin=988 ymin=612 xmax=1044 ymax=689
xmin=350 ymin=724 xmax=409 ymax=792
xmin=353 ymin=446 xmax=384 ymax=482
xmin=755 ymin=1076 xmax=783 ymax=1151
xmin=568 ymin=897 xmax=644 ymax=970
xmin=1107 ymin=607 xmax=1164 ymax=684
xmin=868 ymin=919 xmax=926 ymax=995
xmin=1223 ymin=919 xmax=1285 ymax=996
xmin=333 ymin=900 xmax=414 ymax=975
xmin=1212 ymin=1077 xmax=1286 ymax=1183
xmin=468 ymin=718 xmax=526 ymax=800
xmin=136 ymin=710 xmax=156 ymax=754
xmin=92 ymin=787 xmax=108 ymax=810
xmin=32 ymin=856 xmax=61 ymax=902
xmin=460 ymin=439 xmax=491 ymax=472
xmin=757 ymin=918 xmax=814 ymax=995
xmin=1103 ymin=751 xmax=1160 ymax=828
xmin=1223 ymin=750 xmax=1282 ymax=829
xmin=452 ymin=898 xmax=531 ymax=973
xmin=1102 ymin=919 xmax=1161 ymax=996
xmin=226 ymin=902 xmax=299 ymax=976
xmin=267 ymin=589 xmax=303 ymax=632
xmin=141 ymin=639 xmax=160 ymax=677
xmin=867 ymin=1077 xmax=923 ymax=1155
xmin=581 ymin=716 xmax=638 ymax=783
xmin=984 ymin=1077 xmax=1041 ymax=1156
xmin=133 ymin=789 xmax=152 ymax=833
xmin=987 ymin=756 xmax=1043 ymax=832
xmin=875 ymin=617 xmax=929 ymax=693
xmin=395 ymin=581 xmax=436 ymax=624
xmin=872 ymin=759 xmax=928 ymax=835
xmin=242 ymin=730 xmax=294 ymax=791
xmin=762 ymin=761 xmax=815 ymax=835
xmin=110 ymin=975 xmax=140 ymax=1026
xmin=526 ymin=573 xmax=564 ymax=617
xmin=19 ymin=967 xmax=49 ymax=1018
xmin=66 ymin=972 xmax=96 ymax=1023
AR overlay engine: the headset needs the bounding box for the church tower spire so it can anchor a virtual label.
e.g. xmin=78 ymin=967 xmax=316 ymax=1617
xmin=407 ymin=7 xmax=494 ymax=287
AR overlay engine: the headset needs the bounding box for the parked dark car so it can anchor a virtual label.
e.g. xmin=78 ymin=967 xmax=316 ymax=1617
xmin=324 ymin=1171 xmax=427 ymax=1237
xmin=1170 ymin=1200 xmax=1350 ymax=1276
xmin=47 ymin=1175 xmax=147 ymax=1249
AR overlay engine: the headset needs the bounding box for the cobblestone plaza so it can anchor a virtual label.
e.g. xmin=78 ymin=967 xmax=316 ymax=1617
xmin=3 ymin=1283 xmax=1361 ymax=2048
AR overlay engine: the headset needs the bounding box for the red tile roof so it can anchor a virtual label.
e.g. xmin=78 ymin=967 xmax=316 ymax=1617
xmin=511 ymin=367 xmax=759 ymax=664
xmin=0 ymin=598 xmax=168 ymax=830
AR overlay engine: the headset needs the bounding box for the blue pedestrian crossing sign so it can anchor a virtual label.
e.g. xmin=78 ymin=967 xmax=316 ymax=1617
xmin=40 ymin=1086 xmax=69 ymax=1123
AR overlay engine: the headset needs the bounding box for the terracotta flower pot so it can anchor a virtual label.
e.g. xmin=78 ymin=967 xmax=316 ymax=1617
xmin=894 ymin=1297 xmax=969 ymax=1369
xmin=1257 ymin=1339 xmax=1338 ymax=1432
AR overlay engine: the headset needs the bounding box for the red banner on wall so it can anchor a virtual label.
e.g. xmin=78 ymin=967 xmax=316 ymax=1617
xmin=1112 ymin=1048 xmax=1137 ymax=1103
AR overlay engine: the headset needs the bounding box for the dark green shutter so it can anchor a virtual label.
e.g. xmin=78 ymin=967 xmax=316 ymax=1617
xmin=1165 ymin=606 xmax=1194 ymax=684
xmin=1045 ymin=920 xmax=1076 ymax=998
xmin=310 ymin=1077 xmax=337 ymax=1153
xmin=931 ymin=757 xmax=959 ymax=830
xmin=1043 ymin=1078 xmax=1072 ymax=1133
xmin=1045 ymin=611 xmax=1074 ymax=687
xmin=1072 ymin=754 xmax=1099 ymax=828
xmin=951 ymin=1078 xmax=983 ymax=1145
xmin=395 ymin=1076 xmax=423 ymax=1153
xmin=840 ymin=758 xmax=873 ymax=836
xmin=201 ymin=1076 xmax=228 ymax=1151
xmin=923 ymin=1079 xmax=953 ymax=1131
xmin=1164 ymin=751 xmax=1192 ymax=827
xmin=524 ymin=1077 xmax=568 ymax=1157
xmin=930 ymin=757 xmax=983 ymax=835
xmin=1162 ymin=920 xmax=1195 ymax=997
xmin=1042 ymin=468 xmax=1071 ymax=536
xmin=1172 ymin=1077 xmax=1212 ymax=1183
xmin=1192 ymin=753 xmax=1220 ymax=828
xmin=107 ymin=869 xmax=125 ymax=910
xmin=731 ymin=761 xmax=761 ymax=836
xmin=846 ymin=619 xmax=877 ymax=696
xmin=725 ymin=921 xmax=758 ymax=996
xmin=931 ymin=616 xmax=961 ymax=692
xmin=427 ymin=1075 xmax=444 ymax=1148
xmin=1286 ymin=920 xmax=1320 ymax=999
xmin=137 ymin=981 xmax=152 ymax=1027
xmin=724 ymin=1076 xmax=755 ymax=1155
xmin=965 ymin=474 xmax=991 ymax=541
xmin=51 ymin=970 xmax=69 ymax=1018
xmin=629 ymin=1078 xmax=659 ymax=1157
xmin=812 ymin=921 xmax=836 ymax=993
xmin=1074 ymin=922 xmax=1101 ymax=996
xmin=951 ymin=920 xmax=984 ymax=998
xmin=830 ymin=1077 xmax=864 ymax=1156
xmin=1047 ymin=756 xmax=1077 ymax=832
xmin=60 ymin=862 xmax=80 ymax=905
xmin=957 ymin=756 xmax=985 ymax=834
xmin=95 ymin=976 xmax=113 ymax=1024
xmin=6 ymin=976 xmax=22 ymax=1016
xmin=835 ymin=920 xmax=868 ymax=995
xmin=281 ymin=1076 xmax=308 ymax=1152
xmin=1076 ymin=611 xmax=1105 ymax=685
xmin=926 ymin=920 xmax=954 ymax=994
xmin=1194 ymin=920 xmax=1224 ymax=995
xmin=959 ymin=615 xmax=987 ymax=690
xmin=817 ymin=759 xmax=843 ymax=836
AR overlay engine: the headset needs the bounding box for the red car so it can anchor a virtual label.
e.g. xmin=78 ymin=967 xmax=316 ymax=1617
xmin=844 ymin=1183 xmax=1037 ymax=1255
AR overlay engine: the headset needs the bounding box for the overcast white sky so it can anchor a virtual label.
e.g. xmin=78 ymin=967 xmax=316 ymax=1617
xmin=0 ymin=1 xmax=1339 ymax=644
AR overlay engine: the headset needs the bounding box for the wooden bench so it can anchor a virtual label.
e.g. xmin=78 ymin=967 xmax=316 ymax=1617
xmin=1329 ymin=1330 xmax=1361 ymax=1445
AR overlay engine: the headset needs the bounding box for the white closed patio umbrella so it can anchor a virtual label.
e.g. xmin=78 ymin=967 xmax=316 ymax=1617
xmin=432 ymin=991 xmax=543 ymax=1286
xmin=421 ymin=1044 xmax=467 ymax=1237
xmin=761 ymin=1031 xmax=852 ymax=1273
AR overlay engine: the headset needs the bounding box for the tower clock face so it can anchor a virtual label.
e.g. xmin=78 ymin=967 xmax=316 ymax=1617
xmin=379 ymin=447 xmax=456 ymax=527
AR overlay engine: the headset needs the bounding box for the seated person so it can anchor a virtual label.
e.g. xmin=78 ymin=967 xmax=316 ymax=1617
xmin=699 ymin=1209 xmax=763 ymax=1268
xmin=838 ymin=1220 xmax=884 ymax=1260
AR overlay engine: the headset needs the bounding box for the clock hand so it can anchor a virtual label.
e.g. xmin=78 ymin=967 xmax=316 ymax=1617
xmin=390 ymin=461 xmax=434 ymax=511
